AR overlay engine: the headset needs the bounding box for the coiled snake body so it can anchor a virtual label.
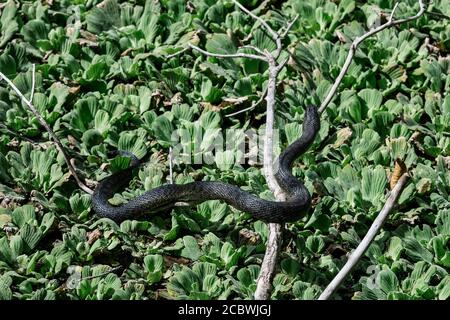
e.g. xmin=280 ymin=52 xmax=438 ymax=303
xmin=92 ymin=105 xmax=320 ymax=223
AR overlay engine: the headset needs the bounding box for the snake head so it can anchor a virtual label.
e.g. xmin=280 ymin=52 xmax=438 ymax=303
xmin=107 ymin=150 xmax=141 ymax=167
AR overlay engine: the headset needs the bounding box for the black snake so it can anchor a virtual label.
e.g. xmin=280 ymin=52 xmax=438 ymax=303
xmin=92 ymin=105 xmax=320 ymax=223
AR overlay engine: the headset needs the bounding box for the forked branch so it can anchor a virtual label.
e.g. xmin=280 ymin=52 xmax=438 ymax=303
xmin=318 ymin=0 xmax=426 ymax=114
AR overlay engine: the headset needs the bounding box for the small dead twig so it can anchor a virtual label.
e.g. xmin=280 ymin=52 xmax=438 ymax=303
xmin=168 ymin=147 xmax=174 ymax=184
xmin=240 ymin=45 xmax=266 ymax=56
xmin=30 ymin=64 xmax=36 ymax=104
xmin=225 ymin=85 xmax=268 ymax=118
xmin=166 ymin=47 xmax=190 ymax=59
xmin=280 ymin=15 xmax=300 ymax=39
xmin=188 ymin=43 xmax=267 ymax=62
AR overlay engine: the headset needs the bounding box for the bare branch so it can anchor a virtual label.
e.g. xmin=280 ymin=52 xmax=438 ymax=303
xmin=276 ymin=56 xmax=290 ymax=72
xmin=166 ymin=47 xmax=189 ymax=59
xmin=280 ymin=15 xmax=300 ymax=39
xmin=225 ymin=85 xmax=268 ymax=118
xmin=231 ymin=0 xmax=282 ymax=59
xmin=168 ymin=147 xmax=174 ymax=185
xmin=425 ymin=10 xmax=450 ymax=20
xmin=231 ymin=0 xmax=279 ymax=41
xmin=0 ymin=71 xmax=93 ymax=195
xmin=388 ymin=2 xmax=400 ymax=23
xmin=318 ymin=173 xmax=409 ymax=300
xmin=318 ymin=0 xmax=427 ymax=114
xmin=188 ymin=43 xmax=267 ymax=62
xmin=240 ymin=45 xmax=265 ymax=56
xmin=0 ymin=124 xmax=38 ymax=145
xmin=30 ymin=64 xmax=36 ymax=103
xmin=255 ymin=57 xmax=285 ymax=300
xmin=254 ymin=223 xmax=283 ymax=299
xmin=262 ymin=59 xmax=284 ymax=197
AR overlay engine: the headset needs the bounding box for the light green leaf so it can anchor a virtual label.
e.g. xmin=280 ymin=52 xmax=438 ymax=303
xmin=180 ymin=236 xmax=202 ymax=261
xmin=377 ymin=269 xmax=399 ymax=293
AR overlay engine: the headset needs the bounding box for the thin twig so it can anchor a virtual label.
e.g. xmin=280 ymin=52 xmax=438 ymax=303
xmin=166 ymin=47 xmax=190 ymax=59
xmin=280 ymin=15 xmax=300 ymax=38
xmin=231 ymin=0 xmax=282 ymax=59
xmin=169 ymin=147 xmax=174 ymax=184
xmin=0 ymin=71 xmax=93 ymax=195
xmin=425 ymin=10 xmax=450 ymax=20
xmin=318 ymin=173 xmax=409 ymax=300
xmin=388 ymin=2 xmax=400 ymax=23
xmin=188 ymin=43 xmax=267 ymax=62
xmin=0 ymin=124 xmax=38 ymax=144
xmin=276 ymin=56 xmax=290 ymax=72
xmin=240 ymin=45 xmax=266 ymax=56
xmin=225 ymin=85 xmax=268 ymax=118
xmin=30 ymin=64 xmax=35 ymax=103
xmin=318 ymin=0 xmax=427 ymax=114
xmin=231 ymin=0 xmax=278 ymax=41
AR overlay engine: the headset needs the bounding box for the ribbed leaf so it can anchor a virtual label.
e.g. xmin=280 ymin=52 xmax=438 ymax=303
xmin=215 ymin=150 xmax=234 ymax=171
xmin=377 ymin=269 xmax=399 ymax=293
xmin=94 ymin=110 xmax=111 ymax=135
xmin=358 ymin=89 xmax=383 ymax=113
xmin=0 ymin=54 xmax=16 ymax=78
xmin=144 ymin=254 xmax=164 ymax=284
xmin=403 ymin=237 xmax=434 ymax=263
xmin=180 ymin=236 xmax=202 ymax=261
xmin=86 ymin=0 xmax=120 ymax=33
xmin=20 ymin=224 xmax=43 ymax=252
xmin=151 ymin=115 xmax=175 ymax=147
xmin=361 ymin=165 xmax=387 ymax=206
xmin=21 ymin=20 xmax=48 ymax=45
xmin=0 ymin=0 xmax=19 ymax=48
xmin=117 ymin=129 xmax=147 ymax=159
xmin=139 ymin=0 xmax=160 ymax=43
xmin=0 ymin=275 xmax=12 ymax=300
xmin=12 ymin=205 xmax=36 ymax=228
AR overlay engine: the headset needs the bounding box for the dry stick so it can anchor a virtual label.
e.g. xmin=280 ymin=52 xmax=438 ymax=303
xmin=318 ymin=0 xmax=426 ymax=114
xmin=30 ymin=64 xmax=36 ymax=103
xmin=251 ymin=16 xmax=297 ymax=303
xmin=318 ymin=173 xmax=409 ymax=300
xmin=168 ymin=147 xmax=174 ymax=185
xmin=166 ymin=47 xmax=190 ymax=59
xmin=240 ymin=45 xmax=266 ymax=56
xmin=0 ymin=71 xmax=93 ymax=195
xmin=280 ymin=15 xmax=300 ymax=39
xmin=231 ymin=0 xmax=278 ymax=41
xmin=188 ymin=43 xmax=267 ymax=62
xmin=255 ymin=57 xmax=285 ymax=300
xmin=225 ymin=57 xmax=289 ymax=118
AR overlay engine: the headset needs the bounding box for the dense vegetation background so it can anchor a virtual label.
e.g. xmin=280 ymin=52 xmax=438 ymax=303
xmin=0 ymin=0 xmax=448 ymax=300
